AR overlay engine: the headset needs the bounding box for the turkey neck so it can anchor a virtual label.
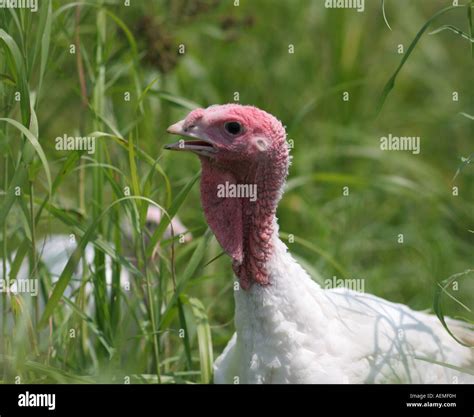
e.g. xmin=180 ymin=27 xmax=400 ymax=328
xmin=199 ymin=152 xmax=288 ymax=290
xmin=232 ymin=159 xmax=283 ymax=289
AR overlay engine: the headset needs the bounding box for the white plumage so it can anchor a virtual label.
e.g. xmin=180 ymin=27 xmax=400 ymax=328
xmin=1 ymin=207 xmax=190 ymax=309
xmin=164 ymin=104 xmax=473 ymax=384
xmin=214 ymin=226 xmax=474 ymax=383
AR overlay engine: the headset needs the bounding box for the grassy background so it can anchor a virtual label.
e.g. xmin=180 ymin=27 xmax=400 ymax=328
xmin=0 ymin=0 xmax=473 ymax=383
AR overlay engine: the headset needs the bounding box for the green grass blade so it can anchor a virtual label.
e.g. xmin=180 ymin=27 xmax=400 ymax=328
xmin=377 ymin=5 xmax=462 ymax=114
xmin=37 ymin=0 xmax=52 ymax=97
xmin=62 ymin=298 xmax=115 ymax=357
xmin=0 ymin=118 xmax=51 ymax=194
xmin=460 ymin=112 xmax=474 ymax=120
xmin=429 ymin=25 xmax=474 ymax=42
xmin=7 ymin=239 xmax=29 ymax=281
xmin=158 ymin=231 xmax=211 ymax=328
xmin=146 ymin=171 xmax=200 ymax=258
xmin=415 ymin=356 xmax=474 ymax=376
xmin=150 ymin=91 xmax=201 ymax=110
xmin=184 ymin=295 xmax=214 ymax=384
xmin=176 ymin=297 xmax=193 ymax=370
xmin=0 ymin=28 xmax=30 ymax=125
xmin=88 ymin=131 xmax=171 ymax=195
xmin=381 ymin=0 xmax=392 ymax=31
xmin=433 ymin=269 xmax=474 ymax=347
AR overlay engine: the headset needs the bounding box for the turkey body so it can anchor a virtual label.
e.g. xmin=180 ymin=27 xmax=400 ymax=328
xmin=164 ymin=104 xmax=473 ymax=384
xmin=1 ymin=234 xmax=130 ymax=312
xmin=1 ymin=207 xmax=190 ymax=311
xmin=214 ymin=234 xmax=474 ymax=384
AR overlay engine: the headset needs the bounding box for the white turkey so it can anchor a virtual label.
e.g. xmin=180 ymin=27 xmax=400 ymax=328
xmin=1 ymin=206 xmax=191 ymax=307
xmin=165 ymin=103 xmax=474 ymax=384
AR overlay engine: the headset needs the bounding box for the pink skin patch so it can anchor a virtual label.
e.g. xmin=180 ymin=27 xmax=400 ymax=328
xmin=200 ymin=162 xmax=244 ymax=264
xmin=166 ymin=104 xmax=289 ymax=289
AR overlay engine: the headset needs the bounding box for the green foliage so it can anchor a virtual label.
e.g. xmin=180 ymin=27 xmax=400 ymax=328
xmin=0 ymin=0 xmax=472 ymax=383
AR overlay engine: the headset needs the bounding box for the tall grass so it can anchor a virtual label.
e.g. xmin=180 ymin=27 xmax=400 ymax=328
xmin=0 ymin=0 xmax=472 ymax=383
xmin=377 ymin=1 xmax=474 ymax=352
xmin=0 ymin=0 xmax=214 ymax=384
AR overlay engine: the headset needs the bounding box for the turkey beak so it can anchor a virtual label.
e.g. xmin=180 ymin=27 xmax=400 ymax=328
xmin=165 ymin=120 xmax=217 ymax=157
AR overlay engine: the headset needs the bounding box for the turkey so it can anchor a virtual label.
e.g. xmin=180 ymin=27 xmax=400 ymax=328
xmin=1 ymin=206 xmax=191 ymax=307
xmin=165 ymin=104 xmax=474 ymax=384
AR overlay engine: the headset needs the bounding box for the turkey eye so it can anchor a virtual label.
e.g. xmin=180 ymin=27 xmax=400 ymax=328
xmin=224 ymin=121 xmax=242 ymax=135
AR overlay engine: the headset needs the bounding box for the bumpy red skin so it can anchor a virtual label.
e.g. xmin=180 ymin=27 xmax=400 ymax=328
xmin=180 ymin=105 xmax=289 ymax=289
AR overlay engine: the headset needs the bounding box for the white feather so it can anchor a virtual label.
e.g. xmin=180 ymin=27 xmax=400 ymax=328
xmin=214 ymin=226 xmax=474 ymax=384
